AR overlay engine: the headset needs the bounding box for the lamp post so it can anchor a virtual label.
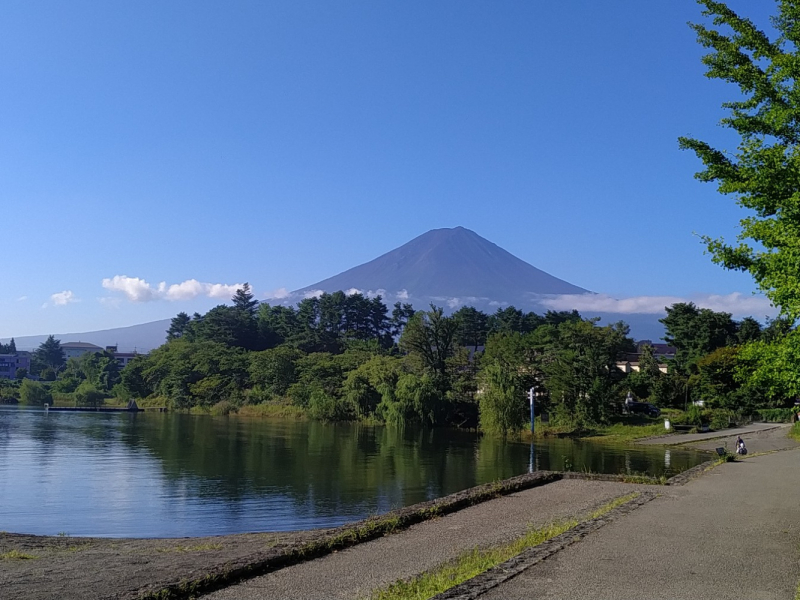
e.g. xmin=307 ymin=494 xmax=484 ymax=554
xmin=529 ymin=386 xmax=536 ymax=434
xmin=528 ymin=386 xmax=536 ymax=474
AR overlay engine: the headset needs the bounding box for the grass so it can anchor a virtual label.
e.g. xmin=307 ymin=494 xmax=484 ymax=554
xmin=369 ymin=493 xmax=639 ymax=600
xmin=789 ymin=422 xmax=800 ymax=442
xmin=0 ymin=549 xmax=38 ymax=560
xmin=237 ymin=403 xmax=307 ymax=420
xmin=583 ymin=422 xmax=668 ymax=442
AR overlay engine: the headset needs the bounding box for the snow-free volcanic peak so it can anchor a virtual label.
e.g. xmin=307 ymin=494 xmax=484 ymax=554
xmin=294 ymin=226 xmax=590 ymax=302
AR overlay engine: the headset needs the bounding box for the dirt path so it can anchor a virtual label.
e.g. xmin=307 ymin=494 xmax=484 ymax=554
xmin=479 ymin=448 xmax=800 ymax=600
xmin=200 ymin=480 xmax=645 ymax=600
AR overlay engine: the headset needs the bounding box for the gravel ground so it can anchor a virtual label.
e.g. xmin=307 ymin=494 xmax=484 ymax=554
xmin=201 ymin=479 xmax=645 ymax=600
xmin=480 ymin=448 xmax=800 ymax=600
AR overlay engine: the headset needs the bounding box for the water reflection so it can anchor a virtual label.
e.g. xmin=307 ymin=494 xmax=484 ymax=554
xmin=0 ymin=407 xmax=708 ymax=538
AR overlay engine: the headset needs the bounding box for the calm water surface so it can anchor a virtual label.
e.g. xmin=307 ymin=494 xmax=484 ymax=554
xmin=0 ymin=407 xmax=708 ymax=538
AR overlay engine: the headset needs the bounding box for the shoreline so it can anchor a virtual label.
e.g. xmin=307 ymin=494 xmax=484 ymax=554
xmin=1 ymin=468 xmax=699 ymax=600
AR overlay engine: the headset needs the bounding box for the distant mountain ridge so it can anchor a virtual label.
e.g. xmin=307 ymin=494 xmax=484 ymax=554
xmin=295 ymin=226 xmax=589 ymax=302
xmin=1 ymin=319 xmax=170 ymax=352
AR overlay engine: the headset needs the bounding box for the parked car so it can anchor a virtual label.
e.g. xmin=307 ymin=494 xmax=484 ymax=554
xmin=626 ymin=401 xmax=661 ymax=418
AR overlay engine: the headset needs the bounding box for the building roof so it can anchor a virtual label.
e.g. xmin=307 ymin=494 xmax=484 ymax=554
xmin=61 ymin=342 xmax=104 ymax=350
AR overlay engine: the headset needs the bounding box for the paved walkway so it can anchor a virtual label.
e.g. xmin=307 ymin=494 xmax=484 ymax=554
xmin=685 ymin=423 xmax=799 ymax=454
xmin=201 ymin=480 xmax=643 ymax=600
xmin=637 ymin=421 xmax=784 ymax=446
xmin=482 ymin=448 xmax=800 ymax=600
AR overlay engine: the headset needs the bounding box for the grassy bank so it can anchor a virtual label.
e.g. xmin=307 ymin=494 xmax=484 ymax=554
xmin=789 ymin=422 xmax=800 ymax=442
xmin=370 ymin=493 xmax=640 ymax=600
xmin=519 ymin=415 xmax=671 ymax=443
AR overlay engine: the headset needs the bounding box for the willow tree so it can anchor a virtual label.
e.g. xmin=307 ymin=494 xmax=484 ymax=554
xmin=680 ymin=0 xmax=800 ymax=319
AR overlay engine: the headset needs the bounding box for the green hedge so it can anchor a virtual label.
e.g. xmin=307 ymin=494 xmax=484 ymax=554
xmin=756 ymin=408 xmax=797 ymax=422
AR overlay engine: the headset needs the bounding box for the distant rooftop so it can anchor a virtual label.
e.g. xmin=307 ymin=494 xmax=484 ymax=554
xmin=61 ymin=342 xmax=104 ymax=349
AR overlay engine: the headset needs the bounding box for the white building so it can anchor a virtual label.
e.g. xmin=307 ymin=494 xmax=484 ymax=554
xmin=61 ymin=342 xmax=105 ymax=360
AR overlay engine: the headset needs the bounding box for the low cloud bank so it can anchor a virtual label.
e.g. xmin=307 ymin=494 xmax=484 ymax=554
xmin=102 ymin=276 xmax=242 ymax=303
xmin=538 ymin=292 xmax=776 ymax=318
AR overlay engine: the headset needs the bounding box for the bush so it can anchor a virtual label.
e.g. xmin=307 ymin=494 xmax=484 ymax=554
xmin=756 ymin=408 xmax=797 ymax=422
xmin=74 ymin=383 xmax=106 ymax=408
xmin=19 ymin=380 xmax=52 ymax=406
xmin=308 ymin=389 xmax=356 ymax=421
xmin=707 ymin=409 xmax=734 ymax=430
xmin=682 ymin=405 xmax=704 ymax=427
xmin=210 ymin=400 xmax=237 ymax=416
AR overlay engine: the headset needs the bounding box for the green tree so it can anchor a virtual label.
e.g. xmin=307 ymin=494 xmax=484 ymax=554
xmin=232 ymin=283 xmax=259 ymax=316
xmin=167 ymin=312 xmax=192 ymax=341
xmin=399 ymin=305 xmax=458 ymax=385
xmin=536 ymin=320 xmax=633 ymax=427
xmin=453 ymin=306 xmax=489 ymax=351
xmin=15 ymin=367 xmax=27 ymax=380
xmin=478 ymin=362 xmax=526 ymax=437
xmin=249 ymin=346 xmax=304 ymax=399
xmin=626 ymin=344 xmax=663 ymax=401
xmin=679 ymin=1 xmax=800 ymax=320
xmin=192 ymin=305 xmax=260 ymax=350
xmin=694 ymin=346 xmax=749 ymax=410
xmin=34 ymin=335 xmax=65 ymax=373
xmin=390 ymin=302 xmax=416 ymax=338
xmin=660 ymin=303 xmax=737 ymax=373
xmin=737 ymin=316 xmax=762 ymax=344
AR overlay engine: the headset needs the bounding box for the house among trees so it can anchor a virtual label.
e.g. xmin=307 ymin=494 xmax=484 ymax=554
xmin=0 ymin=351 xmax=31 ymax=380
xmin=61 ymin=342 xmax=105 ymax=360
xmin=615 ymin=341 xmax=674 ymax=375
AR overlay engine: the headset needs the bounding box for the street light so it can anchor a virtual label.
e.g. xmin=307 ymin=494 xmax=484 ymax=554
xmin=529 ymin=386 xmax=536 ymax=434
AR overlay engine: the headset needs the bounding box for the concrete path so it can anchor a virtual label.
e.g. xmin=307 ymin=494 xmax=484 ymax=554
xmin=637 ymin=421 xmax=784 ymax=446
xmin=685 ymin=423 xmax=799 ymax=454
xmin=481 ymin=449 xmax=800 ymax=600
xmin=201 ymin=480 xmax=643 ymax=600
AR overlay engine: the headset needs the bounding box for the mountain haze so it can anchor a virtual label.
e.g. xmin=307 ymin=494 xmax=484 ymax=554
xmin=295 ymin=226 xmax=589 ymax=302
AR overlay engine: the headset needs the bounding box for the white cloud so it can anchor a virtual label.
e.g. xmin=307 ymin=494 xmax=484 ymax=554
xmin=16 ymin=296 xmax=27 ymax=302
xmin=345 ymin=288 xmax=362 ymax=296
xmin=304 ymin=289 xmax=324 ymax=299
xmin=102 ymin=276 xmax=160 ymax=302
xmin=164 ymin=279 xmax=205 ymax=301
xmin=50 ymin=290 xmax=78 ymax=306
xmin=102 ymin=275 xmax=243 ymax=303
xmin=207 ymin=283 xmax=241 ymax=299
xmin=538 ymin=292 xmax=777 ymax=318
xmin=365 ymin=288 xmax=387 ymax=299
xmin=396 ymin=289 xmax=409 ymax=300
xmin=264 ymin=287 xmax=291 ymax=300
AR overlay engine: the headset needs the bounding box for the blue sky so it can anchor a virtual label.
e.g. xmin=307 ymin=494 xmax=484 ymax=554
xmin=0 ymin=0 xmax=778 ymax=337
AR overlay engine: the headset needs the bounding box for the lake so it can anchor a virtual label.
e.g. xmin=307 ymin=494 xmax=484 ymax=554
xmin=0 ymin=407 xmax=708 ymax=538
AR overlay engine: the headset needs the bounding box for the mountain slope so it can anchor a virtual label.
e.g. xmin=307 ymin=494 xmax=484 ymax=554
xmin=2 ymin=319 xmax=170 ymax=352
xmin=295 ymin=226 xmax=589 ymax=301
